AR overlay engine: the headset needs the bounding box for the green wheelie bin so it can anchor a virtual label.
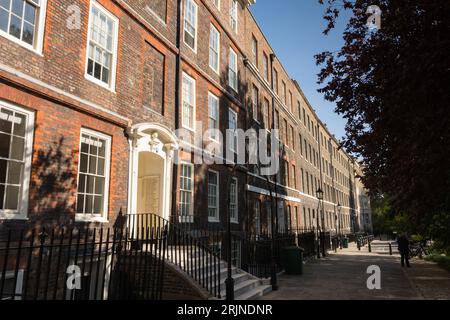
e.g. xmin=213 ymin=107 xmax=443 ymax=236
xmin=343 ymin=236 xmax=349 ymax=248
xmin=281 ymin=246 xmax=304 ymax=275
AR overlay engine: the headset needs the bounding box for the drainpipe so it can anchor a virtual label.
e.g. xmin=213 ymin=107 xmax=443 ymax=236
xmin=269 ymin=52 xmax=278 ymax=291
xmin=171 ymin=0 xmax=182 ymax=226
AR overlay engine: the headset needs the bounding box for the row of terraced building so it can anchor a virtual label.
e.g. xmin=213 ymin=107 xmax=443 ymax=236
xmin=0 ymin=0 xmax=372 ymax=299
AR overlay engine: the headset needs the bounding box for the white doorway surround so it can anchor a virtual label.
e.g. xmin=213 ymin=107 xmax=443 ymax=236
xmin=127 ymin=123 xmax=178 ymax=221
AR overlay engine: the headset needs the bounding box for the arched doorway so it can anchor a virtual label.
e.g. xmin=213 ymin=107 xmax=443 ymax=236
xmin=128 ymin=123 xmax=178 ymax=222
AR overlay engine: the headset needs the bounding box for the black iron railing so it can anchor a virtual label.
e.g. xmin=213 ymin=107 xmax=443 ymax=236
xmin=128 ymin=213 xmax=224 ymax=299
xmin=0 ymin=221 xmax=168 ymax=300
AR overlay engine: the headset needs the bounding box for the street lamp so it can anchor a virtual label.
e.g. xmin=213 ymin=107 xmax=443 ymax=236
xmin=316 ymin=188 xmax=326 ymax=257
xmin=316 ymin=188 xmax=324 ymax=258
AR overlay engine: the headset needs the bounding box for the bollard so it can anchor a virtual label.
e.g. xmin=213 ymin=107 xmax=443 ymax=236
xmin=357 ymin=239 xmax=361 ymax=251
xmin=368 ymin=242 xmax=372 ymax=252
xmin=389 ymin=243 xmax=392 ymax=255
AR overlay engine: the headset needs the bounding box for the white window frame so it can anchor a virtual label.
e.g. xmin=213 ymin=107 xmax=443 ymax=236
xmin=75 ymin=128 xmax=111 ymax=223
xmin=228 ymin=47 xmax=238 ymax=92
xmin=228 ymin=108 xmax=237 ymax=153
xmin=229 ymin=177 xmax=238 ymax=224
xmin=209 ymin=24 xmax=220 ymax=74
xmin=84 ymin=0 xmax=119 ymax=92
xmin=231 ymin=239 xmax=241 ymax=267
xmin=207 ymin=169 xmax=220 ymax=222
xmin=251 ymin=36 xmax=257 ymax=66
xmin=263 ymin=98 xmax=269 ymax=129
xmin=251 ymin=85 xmax=259 ymax=122
xmin=263 ymin=52 xmax=269 ymax=80
xmin=179 ymin=162 xmax=194 ymax=223
xmin=0 ymin=100 xmax=34 ymax=220
xmin=229 ymin=0 xmax=237 ymax=33
xmin=213 ymin=0 xmax=220 ymax=10
xmin=182 ymin=72 xmax=196 ymax=132
xmin=183 ymin=0 xmax=198 ymax=52
xmin=0 ymin=0 xmax=48 ymax=55
xmin=208 ymin=92 xmax=219 ymax=142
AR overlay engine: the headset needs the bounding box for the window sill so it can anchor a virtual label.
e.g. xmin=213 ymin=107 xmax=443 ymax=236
xmin=231 ymin=220 xmax=239 ymax=224
xmin=84 ymin=74 xmax=116 ymax=93
xmin=0 ymin=213 xmax=28 ymax=221
xmin=0 ymin=31 xmax=43 ymax=57
xmin=75 ymin=214 xmax=109 ymax=223
xmin=208 ymin=218 xmax=220 ymax=223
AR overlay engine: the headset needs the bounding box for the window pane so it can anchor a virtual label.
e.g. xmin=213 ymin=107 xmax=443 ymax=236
xmin=0 ymin=184 xmax=4 ymax=209
xmin=24 ymin=2 xmax=35 ymax=24
xmin=89 ymin=137 xmax=98 ymax=155
xmin=0 ymin=108 xmax=13 ymax=134
xmin=11 ymin=0 xmax=23 ymax=16
xmin=93 ymin=195 xmax=103 ymax=214
xmin=7 ymin=161 xmax=22 ymax=184
xmin=0 ymin=159 xmax=6 ymax=183
xmin=87 ymin=59 xmax=94 ymax=76
xmin=5 ymin=185 xmax=19 ymax=210
xmin=22 ymin=21 xmax=34 ymax=45
xmin=80 ymin=135 xmax=89 ymax=153
xmin=78 ymin=173 xmax=86 ymax=192
xmin=88 ymin=155 xmax=96 ymax=174
xmin=9 ymin=14 xmax=22 ymax=39
xmin=0 ymin=0 xmax=11 ymax=10
xmin=101 ymin=67 xmax=109 ymax=83
xmin=85 ymin=195 xmax=93 ymax=213
xmin=10 ymin=136 xmax=24 ymax=160
xmin=0 ymin=9 xmax=8 ymax=32
xmin=76 ymin=194 xmax=84 ymax=213
xmin=0 ymin=133 xmax=10 ymax=158
xmin=98 ymin=140 xmax=105 ymax=157
xmin=13 ymin=112 xmax=26 ymax=137
xmin=86 ymin=175 xmax=94 ymax=193
xmin=94 ymin=62 xmax=101 ymax=79
xmin=79 ymin=153 xmax=88 ymax=173
xmin=94 ymin=176 xmax=104 ymax=195
xmin=97 ymin=157 xmax=104 ymax=175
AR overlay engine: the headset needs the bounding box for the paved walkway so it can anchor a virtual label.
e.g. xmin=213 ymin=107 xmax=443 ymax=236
xmin=258 ymin=243 xmax=450 ymax=300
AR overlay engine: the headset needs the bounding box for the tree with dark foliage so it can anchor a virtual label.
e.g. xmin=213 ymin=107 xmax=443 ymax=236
xmin=316 ymin=0 xmax=450 ymax=247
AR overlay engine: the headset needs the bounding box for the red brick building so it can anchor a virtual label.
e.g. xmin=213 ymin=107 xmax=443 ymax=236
xmin=0 ymin=0 xmax=372 ymax=298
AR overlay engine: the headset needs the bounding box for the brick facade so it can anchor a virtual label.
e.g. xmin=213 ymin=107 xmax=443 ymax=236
xmin=0 ymin=0 xmax=371 ymax=246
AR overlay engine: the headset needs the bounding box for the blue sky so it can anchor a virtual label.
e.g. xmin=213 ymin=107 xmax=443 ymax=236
xmin=250 ymin=0 xmax=351 ymax=140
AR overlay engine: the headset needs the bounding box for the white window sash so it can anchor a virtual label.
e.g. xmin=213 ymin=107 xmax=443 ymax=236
xmin=230 ymin=0 xmax=237 ymax=32
xmin=0 ymin=0 xmax=47 ymax=54
xmin=0 ymin=101 xmax=34 ymax=220
xmin=228 ymin=48 xmax=238 ymax=91
xmin=252 ymin=86 xmax=258 ymax=121
xmin=230 ymin=177 xmax=238 ymax=223
xmin=84 ymin=1 xmax=119 ymax=91
xmin=75 ymin=128 xmax=111 ymax=223
xmin=179 ymin=163 xmax=194 ymax=221
xmin=209 ymin=25 xmax=220 ymax=73
xmin=183 ymin=0 xmax=197 ymax=51
xmin=182 ymin=73 xmax=196 ymax=131
xmin=208 ymin=92 xmax=219 ymax=140
xmin=228 ymin=108 xmax=237 ymax=152
xmin=208 ymin=170 xmax=220 ymax=222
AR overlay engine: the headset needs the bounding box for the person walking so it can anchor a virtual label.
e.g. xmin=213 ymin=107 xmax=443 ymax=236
xmin=397 ymin=233 xmax=411 ymax=267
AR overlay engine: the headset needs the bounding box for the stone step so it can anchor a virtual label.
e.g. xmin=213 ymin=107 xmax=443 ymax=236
xmin=220 ymin=278 xmax=261 ymax=298
xmin=235 ymin=284 xmax=272 ymax=300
